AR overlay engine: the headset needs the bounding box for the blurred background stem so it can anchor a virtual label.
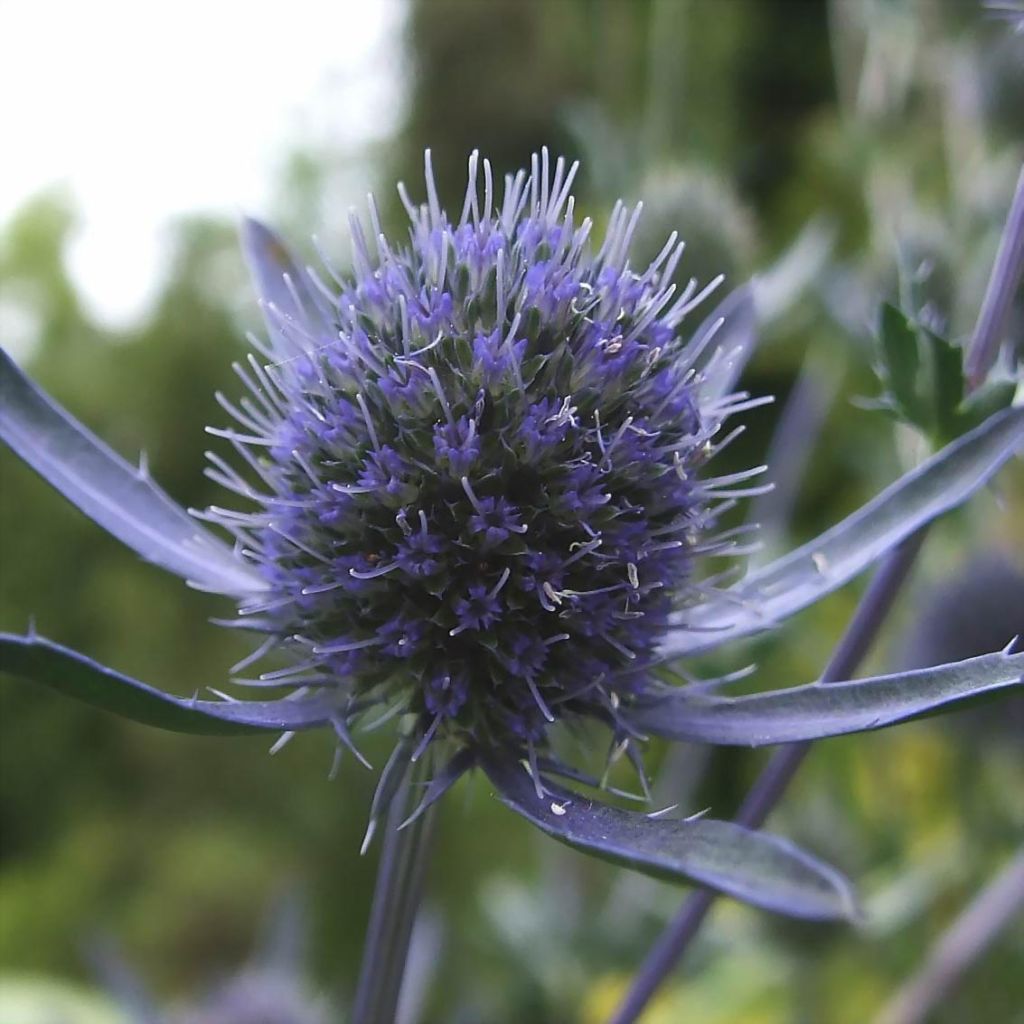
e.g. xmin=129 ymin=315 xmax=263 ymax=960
xmin=872 ymin=848 xmax=1024 ymax=1024
xmin=965 ymin=164 xmax=1024 ymax=389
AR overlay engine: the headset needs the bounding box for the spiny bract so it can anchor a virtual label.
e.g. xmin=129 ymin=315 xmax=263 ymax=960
xmin=208 ymin=151 xmax=757 ymax=762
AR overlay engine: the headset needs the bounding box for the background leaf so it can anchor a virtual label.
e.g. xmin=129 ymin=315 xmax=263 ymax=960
xmin=877 ymin=303 xmax=927 ymax=426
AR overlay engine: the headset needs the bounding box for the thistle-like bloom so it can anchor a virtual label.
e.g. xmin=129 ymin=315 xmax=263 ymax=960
xmin=1 ymin=150 xmax=1021 ymax=920
xmin=216 ymin=152 xmax=741 ymax=760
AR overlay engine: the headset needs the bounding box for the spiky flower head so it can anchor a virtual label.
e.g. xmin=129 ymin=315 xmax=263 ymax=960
xmin=210 ymin=150 xmax=753 ymax=765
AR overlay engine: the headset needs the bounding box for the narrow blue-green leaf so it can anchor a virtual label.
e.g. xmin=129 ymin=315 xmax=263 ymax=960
xmin=482 ymin=753 xmax=859 ymax=921
xmin=0 ymin=632 xmax=335 ymax=735
xmin=631 ymin=646 xmax=1023 ymax=745
xmin=0 ymin=349 xmax=264 ymax=597
xmin=659 ymin=406 xmax=1024 ymax=658
xmin=240 ymin=217 xmax=336 ymax=359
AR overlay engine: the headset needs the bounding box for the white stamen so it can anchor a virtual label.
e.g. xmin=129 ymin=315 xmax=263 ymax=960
xmin=488 ymin=567 xmax=512 ymax=599
xmin=355 ymin=393 xmax=380 ymax=451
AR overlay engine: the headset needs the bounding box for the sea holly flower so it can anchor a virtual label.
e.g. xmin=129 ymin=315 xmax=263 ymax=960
xmin=1 ymin=151 xmax=1022 ymax=923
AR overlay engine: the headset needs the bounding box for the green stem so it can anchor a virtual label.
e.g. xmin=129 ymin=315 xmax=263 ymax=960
xmin=351 ymin=755 xmax=437 ymax=1024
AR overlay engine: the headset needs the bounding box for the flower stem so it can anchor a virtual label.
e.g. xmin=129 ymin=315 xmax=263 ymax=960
xmin=609 ymin=530 xmax=928 ymax=1024
xmin=351 ymin=755 xmax=438 ymax=1024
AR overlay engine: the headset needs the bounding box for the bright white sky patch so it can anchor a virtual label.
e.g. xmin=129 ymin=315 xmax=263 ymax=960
xmin=0 ymin=0 xmax=405 ymax=328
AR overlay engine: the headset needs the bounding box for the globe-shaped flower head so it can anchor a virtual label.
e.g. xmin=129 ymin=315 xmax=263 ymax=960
xmin=215 ymin=150 xmax=747 ymax=768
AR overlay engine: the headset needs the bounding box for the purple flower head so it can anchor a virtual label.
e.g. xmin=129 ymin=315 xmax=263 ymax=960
xmin=204 ymin=150 xmax=742 ymax=764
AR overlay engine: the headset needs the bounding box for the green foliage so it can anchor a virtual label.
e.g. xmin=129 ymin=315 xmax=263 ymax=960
xmin=873 ymin=303 xmax=1016 ymax=444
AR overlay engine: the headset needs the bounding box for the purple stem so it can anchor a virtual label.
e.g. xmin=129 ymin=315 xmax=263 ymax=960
xmin=351 ymin=754 xmax=437 ymax=1024
xmin=609 ymin=530 xmax=928 ymax=1024
xmin=964 ymin=163 xmax=1024 ymax=389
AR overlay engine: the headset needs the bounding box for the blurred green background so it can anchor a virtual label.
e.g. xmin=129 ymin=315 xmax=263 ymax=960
xmin=1 ymin=1 xmax=1022 ymax=1021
